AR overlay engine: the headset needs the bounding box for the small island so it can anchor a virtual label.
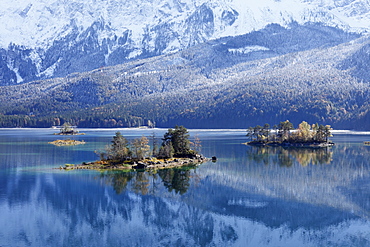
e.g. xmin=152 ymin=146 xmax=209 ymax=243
xmin=245 ymin=120 xmax=334 ymax=147
xmin=54 ymin=122 xmax=85 ymax=135
xmin=60 ymin=125 xmax=209 ymax=171
xmin=49 ymin=139 xmax=86 ymax=146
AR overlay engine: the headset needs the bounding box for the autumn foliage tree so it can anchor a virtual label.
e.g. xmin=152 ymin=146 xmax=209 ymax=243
xmin=132 ymin=136 xmax=150 ymax=160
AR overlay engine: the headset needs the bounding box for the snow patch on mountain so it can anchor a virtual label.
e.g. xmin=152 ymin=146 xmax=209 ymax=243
xmin=0 ymin=0 xmax=369 ymax=49
xmin=0 ymin=0 xmax=369 ymax=85
xmin=228 ymin=46 xmax=270 ymax=54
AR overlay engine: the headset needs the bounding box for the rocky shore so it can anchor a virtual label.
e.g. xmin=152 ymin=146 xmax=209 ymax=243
xmin=60 ymin=155 xmax=210 ymax=171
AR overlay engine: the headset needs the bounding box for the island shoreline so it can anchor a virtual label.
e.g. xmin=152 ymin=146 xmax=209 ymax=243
xmin=60 ymin=156 xmax=210 ymax=171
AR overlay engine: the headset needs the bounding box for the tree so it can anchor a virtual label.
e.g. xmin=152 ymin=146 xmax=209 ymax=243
xmin=278 ymin=120 xmax=294 ymax=141
xmin=108 ymin=131 xmax=131 ymax=161
xmin=262 ymin=123 xmax=270 ymax=141
xmin=150 ymin=132 xmax=159 ymax=157
xmin=162 ymin=125 xmax=192 ymax=157
xmin=157 ymin=142 xmax=174 ymax=159
xmin=323 ymin=125 xmax=332 ymax=142
xmin=315 ymin=124 xmax=329 ymax=142
xmin=296 ymin=121 xmax=312 ymax=142
xmin=132 ymin=136 xmax=150 ymax=160
xmin=254 ymin=125 xmax=263 ymax=141
xmin=191 ymin=134 xmax=202 ymax=154
xmin=249 ymin=124 xmax=271 ymax=142
xmin=312 ymin=123 xmax=319 ymax=141
xmin=60 ymin=122 xmax=74 ymax=134
xmin=246 ymin=126 xmax=254 ymax=141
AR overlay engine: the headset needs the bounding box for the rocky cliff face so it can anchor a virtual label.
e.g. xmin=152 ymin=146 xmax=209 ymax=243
xmin=0 ymin=0 xmax=369 ymax=85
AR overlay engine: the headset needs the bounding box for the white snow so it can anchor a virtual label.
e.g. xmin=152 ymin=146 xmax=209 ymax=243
xmin=0 ymin=0 xmax=369 ymax=51
xmin=228 ymin=46 xmax=270 ymax=54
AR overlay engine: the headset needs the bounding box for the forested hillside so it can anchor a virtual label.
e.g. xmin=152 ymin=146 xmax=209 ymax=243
xmin=0 ymin=23 xmax=369 ymax=129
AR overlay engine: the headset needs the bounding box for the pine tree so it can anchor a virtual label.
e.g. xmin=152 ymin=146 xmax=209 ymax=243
xmin=108 ymin=131 xmax=131 ymax=161
xmin=160 ymin=125 xmax=194 ymax=158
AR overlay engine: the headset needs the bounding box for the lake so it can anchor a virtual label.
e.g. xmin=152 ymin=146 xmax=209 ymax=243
xmin=1 ymin=128 xmax=370 ymax=247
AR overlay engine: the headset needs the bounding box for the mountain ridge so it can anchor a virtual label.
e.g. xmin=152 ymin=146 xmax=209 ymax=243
xmin=1 ymin=23 xmax=369 ymax=129
xmin=1 ymin=0 xmax=370 ymax=85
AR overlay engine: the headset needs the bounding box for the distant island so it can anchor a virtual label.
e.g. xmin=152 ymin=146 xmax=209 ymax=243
xmin=49 ymin=139 xmax=86 ymax=146
xmin=245 ymin=120 xmax=334 ymax=147
xmin=54 ymin=123 xmax=85 ymax=135
xmin=60 ymin=125 xmax=209 ymax=171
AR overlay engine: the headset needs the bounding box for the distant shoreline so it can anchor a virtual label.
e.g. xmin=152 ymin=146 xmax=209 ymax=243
xmin=1 ymin=128 xmax=370 ymax=135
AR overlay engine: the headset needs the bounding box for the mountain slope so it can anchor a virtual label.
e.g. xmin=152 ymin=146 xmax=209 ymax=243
xmin=1 ymin=0 xmax=370 ymax=85
xmin=0 ymin=24 xmax=369 ymax=129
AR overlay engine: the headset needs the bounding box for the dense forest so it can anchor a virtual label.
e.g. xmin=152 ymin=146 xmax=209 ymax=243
xmin=0 ymin=24 xmax=369 ymax=129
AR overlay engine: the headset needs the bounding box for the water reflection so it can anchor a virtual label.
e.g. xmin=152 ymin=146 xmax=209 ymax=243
xmin=158 ymin=169 xmax=192 ymax=195
xmin=2 ymin=130 xmax=370 ymax=246
xmin=246 ymin=146 xmax=333 ymax=167
xmin=100 ymin=168 xmax=197 ymax=195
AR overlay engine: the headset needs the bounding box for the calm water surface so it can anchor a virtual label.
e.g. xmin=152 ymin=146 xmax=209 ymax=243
xmin=1 ymin=128 xmax=370 ymax=246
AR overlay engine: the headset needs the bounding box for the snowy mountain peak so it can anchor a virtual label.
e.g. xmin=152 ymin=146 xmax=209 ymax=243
xmin=1 ymin=0 xmax=369 ymax=49
xmin=0 ymin=0 xmax=369 ymax=85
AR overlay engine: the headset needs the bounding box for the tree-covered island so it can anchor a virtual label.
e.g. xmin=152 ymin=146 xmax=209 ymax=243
xmin=246 ymin=120 xmax=334 ymax=147
xmin=61 ymin=125 xmax=208 ymax=171
xmin=54 ymin=122 xmax=85 ymax=135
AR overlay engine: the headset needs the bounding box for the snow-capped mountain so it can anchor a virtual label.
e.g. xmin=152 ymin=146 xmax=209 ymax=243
xmin=0 ymin=0 xmax=369 ymax=85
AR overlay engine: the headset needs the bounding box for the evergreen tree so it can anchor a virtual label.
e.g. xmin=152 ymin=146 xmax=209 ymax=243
xmin=278 ymin=120 xmax=294 ymax=141
xmin=162 ymin=125 xmax=192 ymax=157
xmin=108 ymin=131 xmax=131 ymax=161
xmin=157 ymin=142 xmax=174 ymax=159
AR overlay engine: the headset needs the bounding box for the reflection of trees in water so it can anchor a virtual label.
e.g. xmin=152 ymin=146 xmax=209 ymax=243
xmin=132 ymin=172 xmax=150 ymax=195
xmin=246 ymin=146 xmax=333 ymax=167
xmin=100 ymin=171 xmax=135 ymax=194
xmin=101 ymin=168 xmax=197 ymax=195
xmin=158 ymin=169 xmax=191 ymax=195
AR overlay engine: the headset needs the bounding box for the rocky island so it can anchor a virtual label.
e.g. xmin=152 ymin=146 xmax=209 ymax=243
xmin=54 ymin=123 xmax=85 ymax=135
xmin=49 ymin=139 xmax=86 ymax=146
xmin=60 ymin=126 xmax=210 ymax=171
xmin=245 ymin=120 xmax=334 ymax=147
xmin=61 ymin=156 xmax=208 ymax=171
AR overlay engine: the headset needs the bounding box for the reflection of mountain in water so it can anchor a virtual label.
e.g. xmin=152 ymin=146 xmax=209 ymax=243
xmin=198 ymin=144 xmax=370 ymax=224
xmin=0 ymin=171 xmax=239 ymax=246
xmin=2 ymin=169 xmax=369 ymax=246
xmin=246 ymin=146 xmax=333 ymax=167
xmin=2 ymin=135 xmax=370 ymax=246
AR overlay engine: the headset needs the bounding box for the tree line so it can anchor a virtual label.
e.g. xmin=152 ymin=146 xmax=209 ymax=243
xmin=99 ymin=126 xmax=199 ymax=164
xmin=247 ymin=120 xmax=332 ymax=144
